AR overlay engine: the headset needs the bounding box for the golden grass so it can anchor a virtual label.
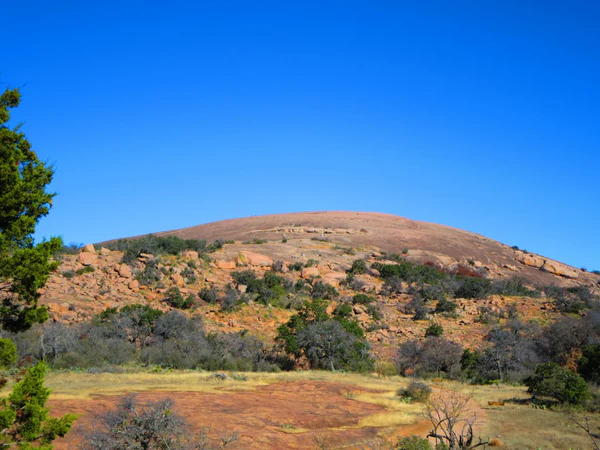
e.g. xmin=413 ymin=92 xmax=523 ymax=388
xmin=4 ymin=369 xmax=597 ymax=449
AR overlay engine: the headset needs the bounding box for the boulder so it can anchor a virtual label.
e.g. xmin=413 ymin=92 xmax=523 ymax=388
xmin=128 ymin=279 xmax=139 ymax=290
xmin=516 ymin=253 xmax=545 ymax=268
xmin=78 ymin=252 xmax=97 ymax=266
xmin=301 ymin=267 xmax=320 ymax=279
xmin=236 ymin=251 xmax=273 ymax=267
xmin=117 ymin=264 xmax=133 ymax=278
xmin=172 ymin=273 xmax=185 ymax=286
xmin=82 ymin=243 xmax=96 ymax=253
xmin=542 ymin=261 xmax=579 ymax=279
xmin=138 ymin=253 xmax=155 ymax=263
xmin=321 ymin=271 xmax=347 ymax=281
xmin=100 ymin=247 xmax=111 ymax=256
xmin=516 ymin=253 xmax=578 ymax=278
xmin=182 ymin=250 xmax=199 ymax=260
xmin=216 ymin=260 xmax=236 ymax=269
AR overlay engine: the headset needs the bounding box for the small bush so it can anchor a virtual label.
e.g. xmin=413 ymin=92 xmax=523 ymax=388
xmin=288 ymin=262 xmax=304 ymax=271
xmin=455 ymin=276 xmax=492 ymax=299
xmin=0 ymin=338 xmax=17 ymax=368
xmin=425 ymin=322 xmax=444 ymax=337
xmin=435 ymin=298 xmax=457 ymax=314
xmin=352 ymin=294 xmax=375 ymax=305
xmin=164 ymin=287 xmax=194 ymax=309
xmin=395 ymin=435 xmax=433 ymax=450
xmin=349 ymin=259 xmax=368 ymax=274
xmin=198 ymin=288 xmax=219 ymax=304
xmin=311 ymin=281 xmax=338 ymax=300
xmin=61 ymin=270 xmax=75 ymax=279
xmin=76 ymin=266 xmax=95 ymax=275
xmin=397 ymin=381 xmax=432 ymax=403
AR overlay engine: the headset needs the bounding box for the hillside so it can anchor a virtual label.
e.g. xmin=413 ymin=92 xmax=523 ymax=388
xmin=146 ymin=211 xmax=593 ymax=286
xmin=41 ymin=212 xmax=600 ymax=360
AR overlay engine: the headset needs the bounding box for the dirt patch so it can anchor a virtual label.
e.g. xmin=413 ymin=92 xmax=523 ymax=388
xmin=51 ymin=380 xmax=394 ymax=449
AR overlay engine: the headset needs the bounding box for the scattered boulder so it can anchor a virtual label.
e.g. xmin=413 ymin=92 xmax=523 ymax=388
xmin=301 ymin=267 xmax=319 ymax=279
xmin=138 ymin=253 xmax=155 ymax=263
xmin=541 ymin=261 xmax=579 ymax=279
xmin=216 ymin=260 xmax=236 ymax=269
xmin=182 ymin=250 xmax=199 ymax=260
xmin=128 ymin=279 xmax=139 ymax=290
xmin=516 ymin=253 xmax=545 ymax=269
xmin=100 ymin=247 xmax=111 ymax=256
xmin=516 ymin=253 xmax=579 ymax=279
xmin=82 ymin=244 xmax=96 ymax=253
xmin=78 ymin=252 xmax=97 ymax=266
xmin=117 ymin=264 xmax=133 ymax=278
xmin=236 ymin=251 xmax=273 ymax=267
xmin=171 ymin=273 xmax=184 ymax=286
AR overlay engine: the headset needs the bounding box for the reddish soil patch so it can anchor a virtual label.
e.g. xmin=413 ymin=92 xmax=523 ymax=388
xmin=50 ymin=381 xmax=388 ymax=449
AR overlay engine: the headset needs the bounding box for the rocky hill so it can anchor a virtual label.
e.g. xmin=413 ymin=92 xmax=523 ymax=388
xmin=41 ymin=212 xmax=600 ymax=359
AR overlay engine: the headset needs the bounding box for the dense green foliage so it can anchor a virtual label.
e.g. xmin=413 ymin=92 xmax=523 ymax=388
xmin=231 ymin=270 xmax=292 ymax=306
xmin=0 ymin=337 xmax=17 ymax=368
xmin=276 ymin=298 xmax=373 ymax=372
xmin=107 ymin=234 xmax=224 ymax=264
xmin=6 ymin=308 xmax=281 ymax=372
xmin=0 ymin=362 xmax=76 ymax=448
xmin=579 ymin=343 xmax=600 ymax=384
xmin=0 ymin=87 xmax=62 ymax=332
xmin=525 ymin=363 xmax=590 ymax=405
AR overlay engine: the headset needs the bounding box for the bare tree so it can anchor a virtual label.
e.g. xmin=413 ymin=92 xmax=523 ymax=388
xmin=568 ymin=414 xmax=600 ymax=450
xmin=80 ymin=395 xmax=238 ymax=450
xmin=425 ymin=388 xmax=488 ymax=450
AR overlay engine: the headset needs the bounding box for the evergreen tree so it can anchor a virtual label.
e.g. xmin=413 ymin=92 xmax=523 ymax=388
xmin=0 ymin=87 xmax=62 ymax=331
xmin=0 ymin=362 xmax=77 ymax=448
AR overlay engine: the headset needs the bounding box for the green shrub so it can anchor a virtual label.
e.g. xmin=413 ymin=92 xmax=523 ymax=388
xmin=0 ymin=338 xmax=17 ymax=368
xmin=76 ymin=266 xmax=95 ymax=275
xmin=61 ymin=270 xmax=75 ymax=279
xmin=135 ymin=260 xmax=161 ymax=286
xmin=425 ymin=322 xmax=444 ymax=337
xmin=373 ymin=261 xmax=446 ymax=285
xmin=349 ymin=259 xmax=368 ymax=274
xmin=311 ymin=281 xmax=338 ymax=300
xmin=288 ymin=262 xmax=304 ymax=271
xmin=198 ymin=288 xmax=219 ymax=304
xmin=164 ymin=287 xmax=194 ymax=309
xmin=394 ymin=435 xmax=433 ymax=450
xmin=579 ymin=344 xmax=600 ymax=384
xmin=397 ymin=381 xmax=432 ymax=403
xmin=435 ymin=298 xmax=457 ymax=313
xmin=455 ymin=276 xmax=492 ymax=299
xmin=107 ymin=234 xmax=215 ymax=264
xmin=492 ymin=277 xmax=540 ymax=297
xmin=352 ymin=294 xmax=375 ymax=305
xmin=525 ymin=362 xmax=590 ymax=405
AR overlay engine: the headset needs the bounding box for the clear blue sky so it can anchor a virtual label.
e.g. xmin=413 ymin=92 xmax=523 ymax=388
xmin=4 ymin=1 xmax=599 ymax=270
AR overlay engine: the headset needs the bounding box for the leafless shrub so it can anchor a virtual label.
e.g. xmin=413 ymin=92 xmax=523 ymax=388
xmin=425 ymin=388 xmax=488 ymax=450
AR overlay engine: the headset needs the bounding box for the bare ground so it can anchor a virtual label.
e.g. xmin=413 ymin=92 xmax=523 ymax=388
xmin=50 ymin=380 xmax=411 ymax=449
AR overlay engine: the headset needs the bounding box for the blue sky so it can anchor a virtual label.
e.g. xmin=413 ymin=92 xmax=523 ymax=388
xmin=4 ymin=1 xmax=599 ymax=269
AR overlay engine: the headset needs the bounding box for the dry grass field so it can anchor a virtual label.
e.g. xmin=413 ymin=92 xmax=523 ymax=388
xmin=21 ymin=370 xmax=597 ymax=449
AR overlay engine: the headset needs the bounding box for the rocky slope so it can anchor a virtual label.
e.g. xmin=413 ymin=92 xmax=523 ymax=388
xmin=41 ymin=212 xmax=600 ymax=357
